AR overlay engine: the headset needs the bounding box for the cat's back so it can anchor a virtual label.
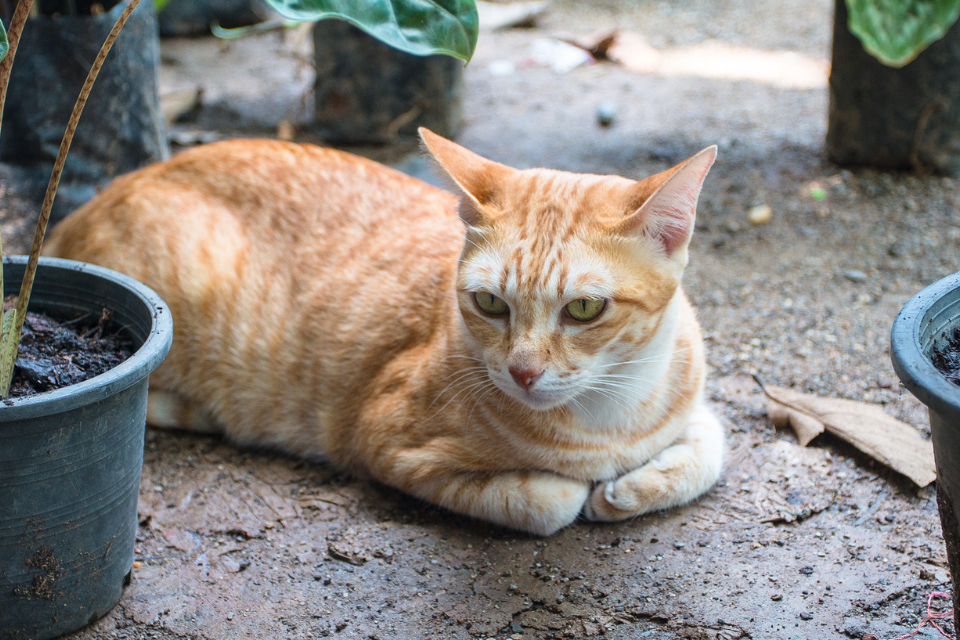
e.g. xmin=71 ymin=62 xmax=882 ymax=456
xmin=45 ymin=138 xmax=464 ymax=318
xmin=46 ymin=139 xmax=459 ymax=263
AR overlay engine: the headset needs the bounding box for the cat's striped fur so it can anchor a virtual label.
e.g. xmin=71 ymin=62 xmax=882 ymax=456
xmin=43 ymin=130 xmax=724 ymax=535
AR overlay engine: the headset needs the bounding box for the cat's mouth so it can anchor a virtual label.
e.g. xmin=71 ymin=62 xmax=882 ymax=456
xmin=492 ymin=375 xmax=570 ymax=411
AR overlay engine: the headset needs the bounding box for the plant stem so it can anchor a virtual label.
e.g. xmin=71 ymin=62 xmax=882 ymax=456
xmin=12 ymin=0 xmax=141 ymax=344
xmin=0 ymin=0 xmax=36 ymax=139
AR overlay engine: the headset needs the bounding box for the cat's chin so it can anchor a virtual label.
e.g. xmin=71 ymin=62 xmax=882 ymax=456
xmin=501 ymin=387 xmax=568 ymax=411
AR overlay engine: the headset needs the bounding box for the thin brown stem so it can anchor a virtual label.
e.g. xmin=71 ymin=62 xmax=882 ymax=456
xmin=13 ymin=0 xmax=142 ymax=341
xmin=0 ymin=0 xmax=37 ymax=138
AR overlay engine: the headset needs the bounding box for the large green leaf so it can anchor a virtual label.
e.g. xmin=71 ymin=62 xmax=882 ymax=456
xmin=846 ymin=0 xmax=960 ymax=67
xmin=0 ymin=21 xmax=8 ymax=63
xmin=263 ymin=0 xmax=478 ymax=61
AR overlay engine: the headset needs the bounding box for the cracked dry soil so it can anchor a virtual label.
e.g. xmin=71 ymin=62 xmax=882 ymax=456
xmin=2 ymin=0 xmax=959 ymax=638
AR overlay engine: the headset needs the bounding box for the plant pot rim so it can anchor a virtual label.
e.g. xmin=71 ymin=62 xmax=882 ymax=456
xmin=891 ymin=270 xmax=960 ymax=419
xmin=0 ymin=255 xmax=172 ymax=421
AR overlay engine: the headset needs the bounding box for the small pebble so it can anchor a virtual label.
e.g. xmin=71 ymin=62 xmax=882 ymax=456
xmin=597 ymin=102 xmax=617 ymax=127
xmin=674 ymin=541 xmax=685 ymax=549
xmin=843 ymin=269 xmax=867 ymax=282
xmin=226 ymin=612 xmax=235 ymax=621
xmin=771 ymin=594 xmax=783 ymax=601
xmin=747 ymin=203 xmax=772 ymax=225
xmin=800 ymin=612 xmax=813 ymax=620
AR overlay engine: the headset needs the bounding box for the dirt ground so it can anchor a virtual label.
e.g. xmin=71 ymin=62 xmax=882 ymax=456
xmin=5 ymin=0 xmax=960 ymax=638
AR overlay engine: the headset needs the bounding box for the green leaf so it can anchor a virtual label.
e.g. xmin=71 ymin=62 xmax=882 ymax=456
xmin=262 ymin=0 xmax=478 ymax=61
xmin=0 ymin=308 xmax=19 ymax=398
xmin=846 ymin=0 xmax=960 ymax=67
xmin=154 ymin=0 xmax=174 ymax=12
xmin=0 ymin=20 xmax=8 ymax=63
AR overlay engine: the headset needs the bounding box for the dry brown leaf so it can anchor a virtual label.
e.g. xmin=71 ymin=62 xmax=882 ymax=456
xmin=565 ymin=30 xmax=662 ymax=73
xmin=759 ymin=382 xmax=936 ymax=487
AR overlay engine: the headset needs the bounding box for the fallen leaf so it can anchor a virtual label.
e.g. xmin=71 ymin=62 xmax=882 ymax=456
xmin=563 ymin=30 xmax=662 ymax=73
xmin=758 ymin=380 xmax=936 ymax=487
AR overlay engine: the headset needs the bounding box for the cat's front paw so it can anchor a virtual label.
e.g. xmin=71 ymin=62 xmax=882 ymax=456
xmin=583 ymin=480 xmax=637 ymax=522
xmin=582 ymin=469 xmax=670 ymax=522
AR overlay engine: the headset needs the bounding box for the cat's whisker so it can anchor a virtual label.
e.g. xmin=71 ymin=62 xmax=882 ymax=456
xmin=461 ymin=234 xmax=486 ymax=251
xmin=581 ymin=387 xmax=629 ymax=411
xmin=592 ymin=348 xmax=694 ymax=370
xmin=427 ymin=371 xmax=491 ymax=416
xmin=567 ymin=394 xmax=595 ymax=422
xmin=581 ymin=385 xmax=633 ymax=411
xmin=438 ymin=366 xmax=488 ymax=382
xmin=592 ymin=373 xmax=690 ymax=402
xmin=427 ymin=369 xmax=488 ymax=410
xmin=456 ymin=381 xmax=504 ymax=423
xmin=466 ymin=382 xmax=500 ymax=424
xmin=449 ymin=379 xmax=497 ymax=411
xmin=441 ymin=355 xmax=486 ymax=364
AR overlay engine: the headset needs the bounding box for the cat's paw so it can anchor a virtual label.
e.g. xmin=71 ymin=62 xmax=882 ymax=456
xmin=582 ymin=475 xmax=662 ymax=522
xmin=517 ymin=476 xmax=591 ymax=536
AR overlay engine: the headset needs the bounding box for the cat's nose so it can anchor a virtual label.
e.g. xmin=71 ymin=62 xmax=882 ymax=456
xmin=509 ymin=365 xmax=544 ymax=390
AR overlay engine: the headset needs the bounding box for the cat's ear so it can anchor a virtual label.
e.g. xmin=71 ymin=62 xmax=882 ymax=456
xmin=619 ymin=146 xmax=717 ymax=256
xmin=419 ymin=127 xmax=513 ymax=226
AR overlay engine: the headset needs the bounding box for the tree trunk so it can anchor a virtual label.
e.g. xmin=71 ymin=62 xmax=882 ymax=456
xmin=827 ymin=0 xmax=960 ymax=175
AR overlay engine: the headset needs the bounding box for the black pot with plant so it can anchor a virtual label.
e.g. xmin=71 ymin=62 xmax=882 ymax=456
xmin=0 ymin=0 xmax=167 ymax=223
xmin=892 ymin=272 xmax=960 ymax=630
xmin=217 ymin=0 xmax=479 ymax=143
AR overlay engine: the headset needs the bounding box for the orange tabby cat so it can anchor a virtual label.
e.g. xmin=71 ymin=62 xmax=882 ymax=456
xmin=43 ymin=129 xmax=724 ymax=535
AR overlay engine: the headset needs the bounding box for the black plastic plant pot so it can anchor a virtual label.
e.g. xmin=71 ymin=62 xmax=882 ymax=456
xmin=891 ymin=270 xmax=960 ymax=630
xmin=0 ymin=256 xmax=172 ymax=640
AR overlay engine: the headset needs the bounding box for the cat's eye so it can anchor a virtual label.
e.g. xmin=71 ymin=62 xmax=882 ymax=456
xmin=565 ymin=298 xmax=606 ymax=322
xmin=475 ymin=291 xmax=509 ymax=316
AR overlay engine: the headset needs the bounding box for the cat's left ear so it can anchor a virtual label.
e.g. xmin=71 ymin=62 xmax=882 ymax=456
xmin=620 ymin=146 xmax=717 ymax=256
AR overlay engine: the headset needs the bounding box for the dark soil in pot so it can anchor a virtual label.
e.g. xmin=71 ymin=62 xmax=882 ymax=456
xmin=933 ymin=327 xmax=960 ymax=387
xmin=6 ymin=305 xmax=132 ymax=398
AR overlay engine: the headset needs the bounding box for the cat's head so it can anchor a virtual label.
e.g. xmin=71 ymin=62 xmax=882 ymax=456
xmin=421 ymin=129 xmax=715 ymax=412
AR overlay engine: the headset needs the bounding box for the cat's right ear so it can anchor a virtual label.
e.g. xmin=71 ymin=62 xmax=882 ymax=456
xmin=419 ymin=128 xmax=513 ymax=226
